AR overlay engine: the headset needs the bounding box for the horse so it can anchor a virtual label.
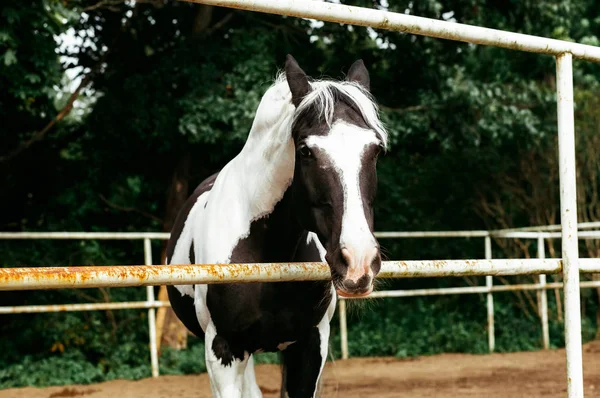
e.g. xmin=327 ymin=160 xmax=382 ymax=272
xmin=165 ymin=54 xmax=388 ymax=398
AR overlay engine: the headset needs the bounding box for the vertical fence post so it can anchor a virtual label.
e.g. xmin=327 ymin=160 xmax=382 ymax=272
xmin=556 ymin=52 xmax=584 ymax=398
xmin=537 ymin=234 xmax=550 ymax=350
xmin=339 ymin=298 xmax=349 ymax=360
xmin=144 ymin=238 xmax=159 ymax=378
xmin=485 ymin=236 xmax=494 ymax=353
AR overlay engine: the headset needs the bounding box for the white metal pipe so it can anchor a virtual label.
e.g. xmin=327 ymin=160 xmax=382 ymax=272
xmin=339 ymin=299 xmax=349 ymax=360
xmin=379 ymin=259 xmax=563 ymax=278
xmin=3 ymin=281 xmax=599 ymax=312
xmin=342 ymin=280 xmax=600 ymax=299
xmin=0 ymin=301 xmax=171 ymax=314
xmin=3 ymin=279 xmax=599 ymax=311
xmin=378 ymin=231 xmax=600 ymax=240
xmin=485 ymin=237 xmax=494 ymax=353
xmin=490 ymin=231 xmax=553 ymax=239
xmin=0 ymin=259 xmax=566 ymax=291
xmin=556 ymin=52 xmax=584 ymax=398
xmin=3 ymin=228 xmax=600 ymax=242
xmin=375 ymin=230 xmax=489 ymax=238
xmin=579 ymin=281 xmax=600 ymax=289
xmin=576 ymin=231 xmax=600 ymax=239
xmin=0 ymin=232 xmax=170 ymax=240
xmin=538 ymin=235 xmax=550 ymax=350
xmin=496 ymin=221 xmax=600 ymax=233
xmin=579 ymin=258 xmax=600 ymax=273
xmin=183 ymin=0 xmax=600 ymax=62
xmin=144 ymin=238 xmax=159 ymax=378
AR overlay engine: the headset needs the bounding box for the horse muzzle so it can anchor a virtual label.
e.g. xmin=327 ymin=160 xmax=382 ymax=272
xmin=331 ymin=246 xmax=380 ymax=298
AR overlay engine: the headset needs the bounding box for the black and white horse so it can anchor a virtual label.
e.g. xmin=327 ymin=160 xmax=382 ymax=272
xmin=165 ymin=55 xmax=388 ymax=398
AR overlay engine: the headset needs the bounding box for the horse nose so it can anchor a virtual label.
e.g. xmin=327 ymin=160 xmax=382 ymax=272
xmin=342 ymin=274 xmax=372 ymax=292
xmin=337 ymin=246 xmax=379 ymax=297
xmin=341 ymin=246 xmax=378 ymax=282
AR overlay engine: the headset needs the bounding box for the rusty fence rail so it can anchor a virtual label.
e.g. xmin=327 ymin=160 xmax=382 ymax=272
xmin=2 ymin=227 xmax=600 ymax=378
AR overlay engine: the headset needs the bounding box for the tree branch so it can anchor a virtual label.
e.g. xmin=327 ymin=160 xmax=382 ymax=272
xmin=205 ymin=12 xmax=234 ymax=36
xmin=379 ymin=104 xmax=431 ymax=114
xmin=83 ymin=0 xmax=124 ymax=12
xmin=82 ymin=0 xmax=159 ymax=12
xmin=0 ymin=74 xmax=92 ymax=163
xmin=99 ymin=194 xmax=163 ymax=223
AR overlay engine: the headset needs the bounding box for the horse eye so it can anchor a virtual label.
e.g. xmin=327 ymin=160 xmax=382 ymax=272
xmin=298 ymin=145 xmax=313 ymax=158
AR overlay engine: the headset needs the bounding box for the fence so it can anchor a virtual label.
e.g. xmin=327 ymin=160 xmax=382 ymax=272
xmin=2 ymin=225 xmax=600 ymax=379
xmin=339 ymin=226 xmax=600 ymax=359
xmin=2 ymin=0 xmax=600 ymax=395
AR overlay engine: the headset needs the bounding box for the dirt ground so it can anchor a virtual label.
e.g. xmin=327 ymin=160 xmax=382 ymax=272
xmin=1 ymin=342 xmax=598 ymax=398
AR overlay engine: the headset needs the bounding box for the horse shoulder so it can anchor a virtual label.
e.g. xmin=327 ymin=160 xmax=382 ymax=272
xmin=166 ymin=172 xmax=220 ymax=338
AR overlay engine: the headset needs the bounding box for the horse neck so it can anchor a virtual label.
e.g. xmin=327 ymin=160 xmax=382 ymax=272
xmin=235 ymin=81 xmax=296 ymax=218
xmin=260 ymin=188 xmax=306 ymax=261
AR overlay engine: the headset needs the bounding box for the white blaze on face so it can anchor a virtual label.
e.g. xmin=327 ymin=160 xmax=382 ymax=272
xmin=306 ymin=121 xmax=379 ymax=281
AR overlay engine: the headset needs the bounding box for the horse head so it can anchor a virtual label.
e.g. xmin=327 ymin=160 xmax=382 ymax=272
xmin=285 ymin=54 xmax=387 ymax=298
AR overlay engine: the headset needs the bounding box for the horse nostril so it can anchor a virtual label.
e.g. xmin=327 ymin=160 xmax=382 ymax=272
xmin=356 ymin=275 xmax=371 ymax=290
xmin=370 ymin=252 xmax=382 ymax=275
xmin=342 ymin=275 xmax=371 ymax=292
xmin=340 ymin=248 xmax=352 ymax=268
xmin=342 ymin=279 xmax=357 ymax=291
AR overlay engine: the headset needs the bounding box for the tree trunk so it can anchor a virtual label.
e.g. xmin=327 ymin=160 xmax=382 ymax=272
xmin=595 ymin=274 xmax=600 ymax=340
xmin=156 ymin=152 xmax=192 ymax=352
xmin=192 ymin=5 xmax=213 ymax=38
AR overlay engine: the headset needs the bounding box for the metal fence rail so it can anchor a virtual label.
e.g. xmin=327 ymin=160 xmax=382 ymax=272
xmin=339 ymin=231 xmax=600 ymax=359
xmin=2 ymin=228 xmax=600 ymax=380
xmin=183 ymin=0 xmax=600 ymax=61
xmin=0 ymin=259 xmax=571 ymax=291
xmin=0 ymin=229 xmax=600 ymax=377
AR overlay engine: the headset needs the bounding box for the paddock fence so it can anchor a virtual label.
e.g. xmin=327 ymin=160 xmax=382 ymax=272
xmin=2 ymin=223 xmax=600 ymax=379
xmin=2 ymin=0 xmax=600 ymax=395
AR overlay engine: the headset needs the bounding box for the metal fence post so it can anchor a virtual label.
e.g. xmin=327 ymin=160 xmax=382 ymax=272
xmin=556 ymin=52 xmax=584 ymax=397
xmin=339 ymin=299 xmax=349 ymax=360
xmin=537 ymin=234 xmax=550 ymax=350
xmin=485 ymin=236 xmax=494 ymax=353
xmin=144 ymin=238 xmax=159 ymax=378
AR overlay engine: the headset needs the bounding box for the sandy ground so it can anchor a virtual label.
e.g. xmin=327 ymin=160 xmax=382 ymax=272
xmin=2 ymin=342 xmax=598 ymax=398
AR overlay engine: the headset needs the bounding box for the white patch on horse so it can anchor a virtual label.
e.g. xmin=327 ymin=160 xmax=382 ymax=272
xmin=314 ymin=284 xmax=336 ymax=397
xmin=205 ymin=321 xmax=251 ymax=398
xmin=193 ymin=78 xmax=296 ymax=266
xmin=307 ymin=232 xmax=327 ymax=261
xmin=306 ymin=121 xmax=379 ymax=278
xmin=242 ymin=356 xmax=262 ymax=398
xmin=167 ymin=77 xmax=297 ymax=317
xmin=167 ymin=191 xmax=209 ymax=298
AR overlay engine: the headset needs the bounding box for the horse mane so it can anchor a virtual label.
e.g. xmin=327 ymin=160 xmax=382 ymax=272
xmin=271 ymin=72 xmax=388 ymax=148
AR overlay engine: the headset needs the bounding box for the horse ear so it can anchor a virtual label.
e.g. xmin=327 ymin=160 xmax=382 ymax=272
xmin=285 ymin=54 xmax=310 ymax=107
xmin=346 ymin=59 xmax=370 ymax=91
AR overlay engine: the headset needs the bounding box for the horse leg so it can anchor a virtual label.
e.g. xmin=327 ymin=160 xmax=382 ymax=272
xmin=241 ymin=355 xmax=263 ymax=398
xmin=280 ymin=316 xmax=331 ymax=398
xmin=205 ymin=323 xmax=249 ymax=398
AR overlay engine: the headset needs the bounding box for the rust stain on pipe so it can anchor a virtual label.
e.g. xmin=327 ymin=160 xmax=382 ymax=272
xmin=0 ymin=259 xmax=566 ymax=291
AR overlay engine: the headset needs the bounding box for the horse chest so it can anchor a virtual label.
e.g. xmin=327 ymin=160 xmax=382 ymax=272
xmin=205 ymin=281 xmax=332 ymax=353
